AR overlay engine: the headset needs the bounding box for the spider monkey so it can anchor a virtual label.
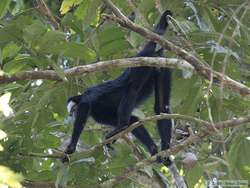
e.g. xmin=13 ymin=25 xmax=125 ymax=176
xmin=66 ymin=10 xmax=173 ymax=166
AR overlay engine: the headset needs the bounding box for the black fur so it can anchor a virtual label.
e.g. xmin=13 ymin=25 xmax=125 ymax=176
xmin=66 ymin=10 xmax=172 ymax=165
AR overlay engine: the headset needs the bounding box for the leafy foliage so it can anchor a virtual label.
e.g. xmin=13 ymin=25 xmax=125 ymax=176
xmin=0 ymin=0 xmax=249 ymax=187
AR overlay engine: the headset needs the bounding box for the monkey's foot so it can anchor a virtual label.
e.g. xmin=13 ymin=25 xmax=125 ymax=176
xmin=65 ymin=144 xmax=76 ymax=154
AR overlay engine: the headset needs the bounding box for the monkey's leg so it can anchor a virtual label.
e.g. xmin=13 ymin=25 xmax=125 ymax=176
xmin=155 ymin=69 xmax=187 ymax=188
xmin=154 ymin=68 xmax=172 ymax=165
xmin=130 ymin=116 xmax=158 ymax=155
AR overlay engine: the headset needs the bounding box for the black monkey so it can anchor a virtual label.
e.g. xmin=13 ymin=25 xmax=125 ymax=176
xmin=66 ymin=10 xmax=172 ymax=166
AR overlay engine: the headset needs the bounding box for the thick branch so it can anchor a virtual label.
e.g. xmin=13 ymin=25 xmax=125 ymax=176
xmin=103 ymin=0 xmax=250 ymax=97
xmin=0 ymin=57 xmax=192 ymax=84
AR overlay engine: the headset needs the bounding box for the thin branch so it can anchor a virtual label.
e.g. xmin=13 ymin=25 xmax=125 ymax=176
xmin=102 ymin=0 xmax=250 ymax=97
xmin=100 ymin=114 xmax=250 ymax=187
xmin=17 ymin=113 xmax=250 ymax=186
xmin=22 ymin=180 xmax=57 ymax=188
xmin=0 ymin=57 xmax=193 ymax=84
xmin=72 ymin=113 xmax=210 ymax=158
xmin=15 ymin=113 xmax=206 ymax=160
xmin=35 ymin=0 xmax=60 ymax=29
xmin=19 ymin=112 xmax=250 ymax=159
xmin=122 ymin=135 xmax=144 ymax=161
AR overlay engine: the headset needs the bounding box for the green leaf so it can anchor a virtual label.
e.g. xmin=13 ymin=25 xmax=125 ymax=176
xmin=60 ymin=0 xmax=83 ymax=15
xmin=55 ymin=164 xmax=69 ymax=188
xmin=23 ymin=20 xmax=47 ymax=45
xmin=97 ymin=26 xmax=131 ymax=58
xmin=98 ymin=27 xmax=125 ymax=46
xmin=35 ymin=31 xmax=96 ymax=61
xmin=0 ymin=29 xmax=17 ymax=44
xmin=3 ymin=55 xmax=35 ymax=74
xmin=175 ymin=19 xmax=199 ymax=34
xmin=0 ymin=49 xmax=2 ymax=66
xmin=100 ymin=39 xmax=130 ymax=57
xmin=0 ymin=0 xmax=11 ymax=18
xmin=48 ymin=59 xmax=67 ymax=81
xmin=61 ymin=13 xmax=83 ymax=35
xmin=186 ymin=165 xmax=203 ymax=187
xmin=37 ymin=30 xmax=65 ymax=48
xmin=172 ymin=74 xmax=202 ymax=115
xmin=75 ymin=0 xmax=101 ymax=27
xmin=228 ymin=134 xmax=250 ymax=180
xmin=2 ymin=43 xmax=21 ymax=60
xmin=0 ymin=83 xmax=23 ymax=92
xmin=0 ymin=15 xmax=33 ymax=44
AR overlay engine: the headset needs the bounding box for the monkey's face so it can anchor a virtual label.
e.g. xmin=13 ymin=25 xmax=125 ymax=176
xmin=67 ymin=100 xmax=78 ymax=120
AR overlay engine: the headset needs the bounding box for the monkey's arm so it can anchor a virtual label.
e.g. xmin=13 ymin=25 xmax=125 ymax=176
xmin=65 ymin=102 xmax=90 ymax=154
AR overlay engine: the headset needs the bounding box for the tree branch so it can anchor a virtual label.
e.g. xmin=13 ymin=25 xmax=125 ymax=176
xmin=100 ymin=114 xmax=250 ymax=187
xmin=102 ymin=0 xmax=250 ymax=97
xmin=23 ymin=180 xmax=57 ymax=188
xmin=20 ymin=114 xmax=250 ymax=163
xmin=17 ymin=113 xmax=207 ymax=160
xmin=35 ymin=0 xmax=60 ymax=29
xmin=0 ymin=57 xmax=192 ymax=84
xmin=72 ymin=113 xmax=210 ymax=159
xmin=17 ymin=113 xmax=250 ymax=186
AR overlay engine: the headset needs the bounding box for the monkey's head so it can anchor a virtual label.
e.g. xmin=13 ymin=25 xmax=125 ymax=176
xmin=67 ymin=95 xmax=81 ymax=120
